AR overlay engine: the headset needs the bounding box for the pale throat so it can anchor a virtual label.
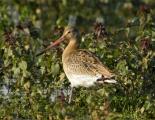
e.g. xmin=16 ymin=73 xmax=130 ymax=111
xmin=62 ymin=38 xmax=78 ymax=61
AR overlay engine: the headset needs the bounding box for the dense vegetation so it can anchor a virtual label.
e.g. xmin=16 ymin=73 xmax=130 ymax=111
xmin=0 ymin=0 xmax=155 ymax=119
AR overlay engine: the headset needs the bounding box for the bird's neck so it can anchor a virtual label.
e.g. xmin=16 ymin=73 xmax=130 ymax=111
xmin=62 ymin=39 xmax=78 ymax=61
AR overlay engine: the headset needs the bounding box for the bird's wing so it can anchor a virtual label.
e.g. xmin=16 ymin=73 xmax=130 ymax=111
xmin=68 ymin=49 xmax=114 ymax=78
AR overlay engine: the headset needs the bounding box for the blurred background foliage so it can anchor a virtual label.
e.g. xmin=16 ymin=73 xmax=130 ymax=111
xmin=0 ymin=0 xmax=155 ymax=119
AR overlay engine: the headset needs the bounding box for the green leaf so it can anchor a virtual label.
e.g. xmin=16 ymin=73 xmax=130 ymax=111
xmin=19 ymin=60 xmax=27 ymax=71
xmin=51 ymin=63 xmax=60 ymax=75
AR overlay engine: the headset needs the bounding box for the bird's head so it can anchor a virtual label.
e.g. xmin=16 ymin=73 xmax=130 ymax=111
xmin=36 ymin=26 xmax=79 ymax=56
xmin=62 ymin=26 xmax=79 ymax=41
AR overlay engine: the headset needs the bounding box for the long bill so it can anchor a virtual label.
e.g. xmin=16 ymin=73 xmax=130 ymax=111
xmin=36 ymin=35 xmax=65 ymax=56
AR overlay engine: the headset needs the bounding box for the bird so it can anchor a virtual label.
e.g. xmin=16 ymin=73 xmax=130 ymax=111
xmin=37 ymin=26 xmax=117 ymax=103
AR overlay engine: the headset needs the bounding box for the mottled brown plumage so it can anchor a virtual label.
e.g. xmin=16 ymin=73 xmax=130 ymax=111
xmin=63 ymin=49 xmax=114 ymax=82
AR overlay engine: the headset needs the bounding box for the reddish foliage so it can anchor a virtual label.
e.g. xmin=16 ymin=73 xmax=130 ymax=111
xmin=140 ymin=37 xmax=151 ymax=51
xmin=140 ymin=4 xmax=150 ymax=14
xmin=93 ymin=22 xmax=108 ymax=40
xmin=3 ymin=30 xmax=16 ymax=46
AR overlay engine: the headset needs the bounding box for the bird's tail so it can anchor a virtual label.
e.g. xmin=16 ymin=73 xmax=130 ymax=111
xmin=104 ymin=79 xmax=117 ymax=83
xmin=97 ymin=75 xmax=117 ymax=84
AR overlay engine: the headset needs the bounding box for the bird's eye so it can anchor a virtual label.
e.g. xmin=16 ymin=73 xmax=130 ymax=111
xmin=68 ymin=31 xmax=71 ymax=34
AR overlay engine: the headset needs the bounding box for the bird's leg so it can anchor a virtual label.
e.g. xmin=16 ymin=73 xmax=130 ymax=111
xmin=68 ymin=87 xmax=73 ymax=104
